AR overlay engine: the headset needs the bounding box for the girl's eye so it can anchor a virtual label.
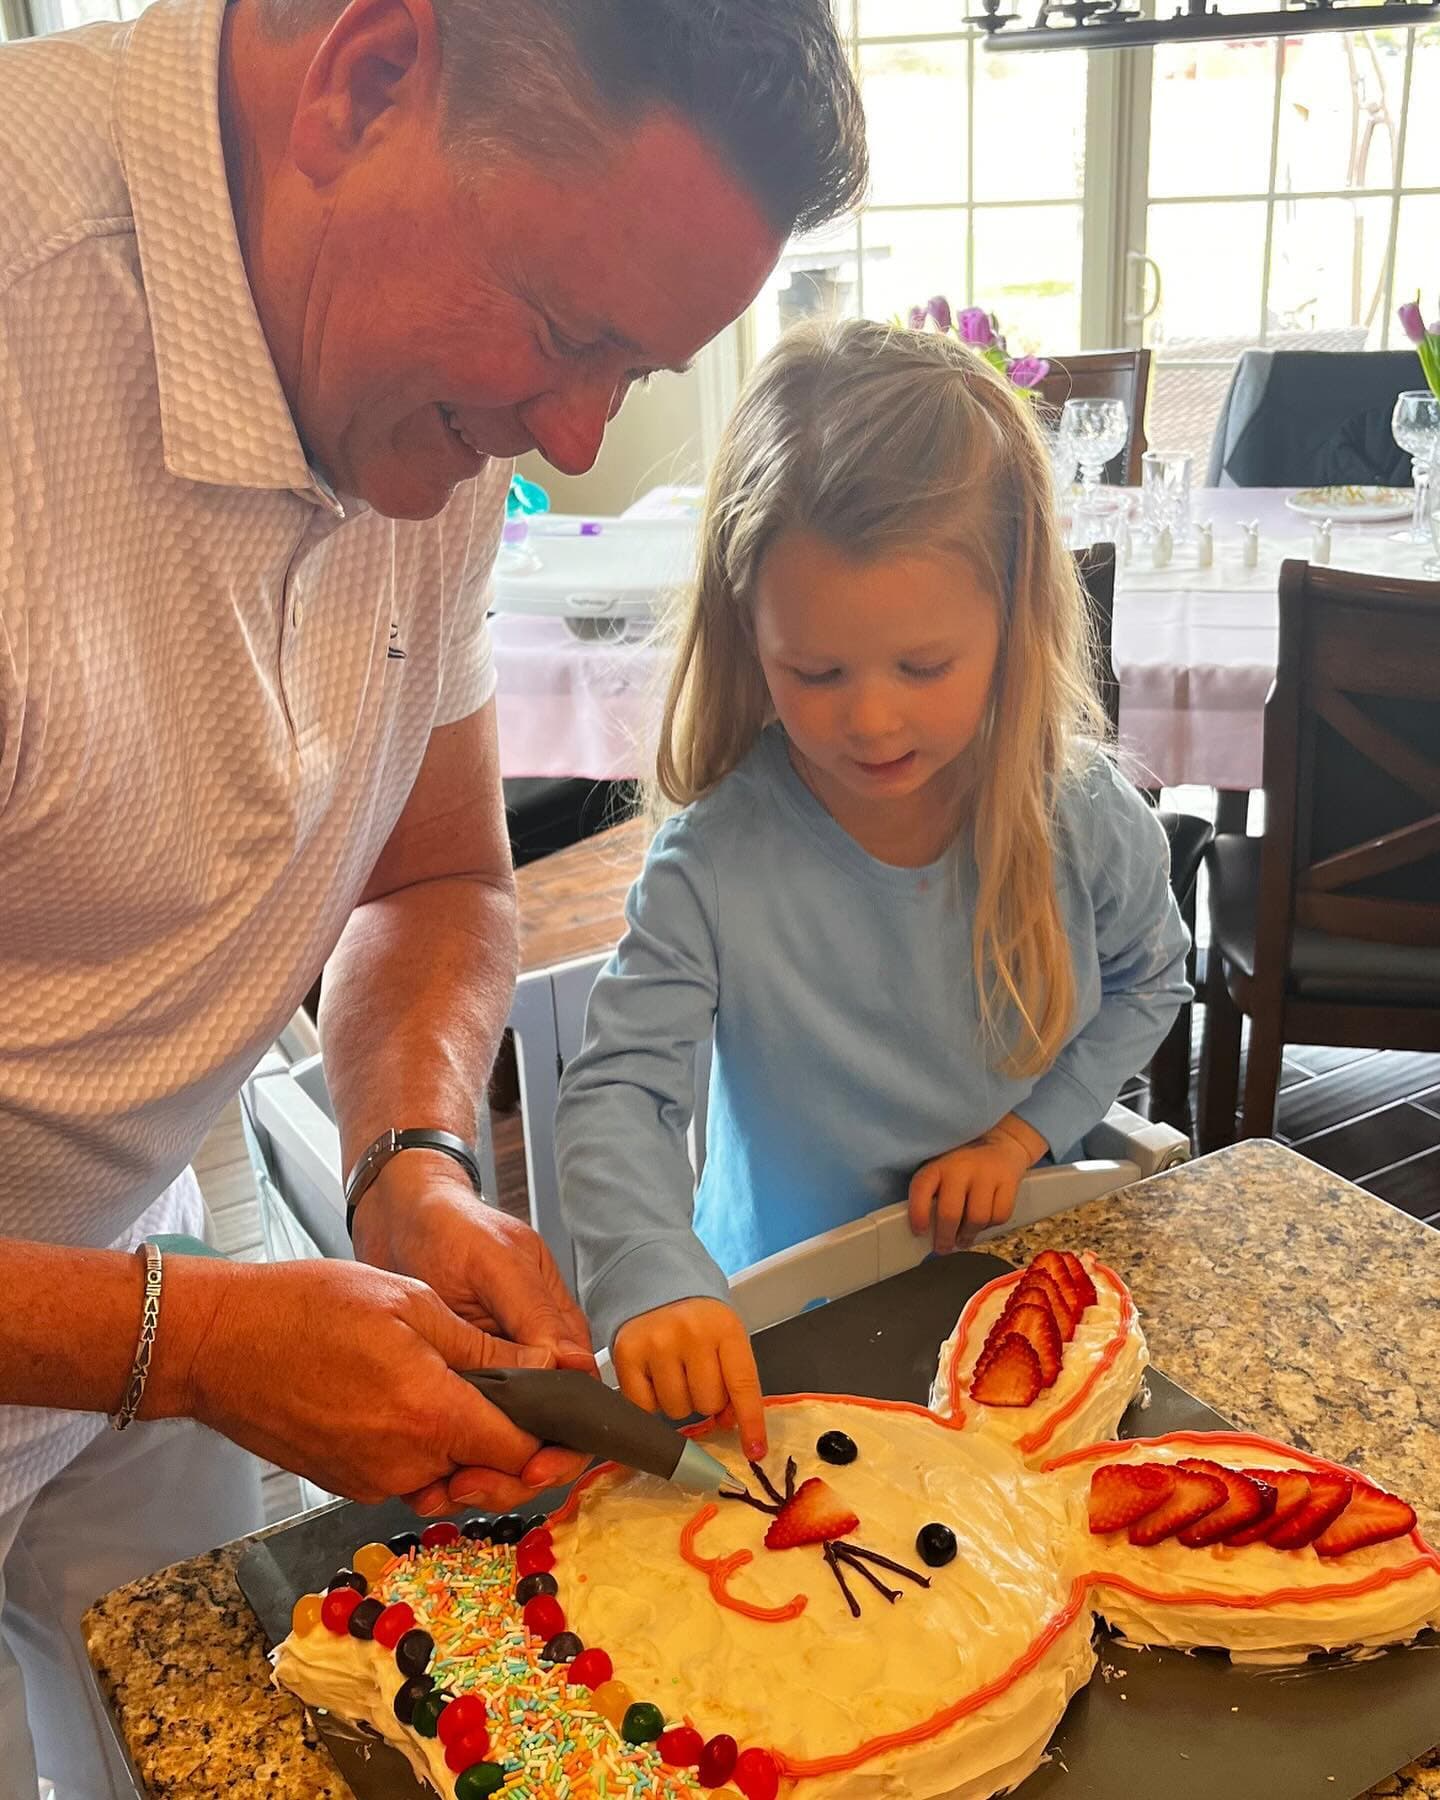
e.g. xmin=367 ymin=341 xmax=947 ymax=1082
xmin=901 ymin=660 xmax=954 ymax=682
xmin=791 ymin=667 xmax=843 ymax=687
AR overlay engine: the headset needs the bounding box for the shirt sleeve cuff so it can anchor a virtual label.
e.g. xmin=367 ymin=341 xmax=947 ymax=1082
xmin=435 ymin=610 xmax=497 ymax=727
xmin=1012 ymin=1066 xmax=1107 ymax=1165
xmin=584 ymin=1237 xmax=734 ymax=1355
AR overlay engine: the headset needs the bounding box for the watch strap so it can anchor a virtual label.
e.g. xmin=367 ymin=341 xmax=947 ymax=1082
xmin=344 ymin=1127 xmax=483 ymax=1237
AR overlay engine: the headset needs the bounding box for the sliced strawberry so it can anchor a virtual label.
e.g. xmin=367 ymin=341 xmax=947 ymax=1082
xmin=1128 ymin=1464 xmax=1227 ymax=1546
xmin=1174 ymin=1460 xmax=1269 ymax=1547
xmin=1060 ymin=1251 xmax=1098 ymax=1311
xmin=1011 ymin=1270 xmax=1077 ymax=1341
xmin=1225 ymin=1470 xmax=1309 ymax=1546
xmin=1030 ymin=1250 xmax=1082 ymax=1313
xmin=1314 ymin=1486 xmax=1417 ymax=1558
xmin=1001 ymin=1302 xmax=1062 ymax=1388
xmin=1267 ymin=1471 xmax=1353 ymax=1550
xmin=969 ymin=1333 xmax=1043 ymax=1407
xmin=764 ymin=1478 xmax=860 ymax=1551
xmin=1088 ymin=1462 xmax=1176 ymax=1533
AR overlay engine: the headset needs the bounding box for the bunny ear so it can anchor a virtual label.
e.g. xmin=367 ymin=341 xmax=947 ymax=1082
xmin=930 ymin=1254 xmax=1149 ymax=1467
xmin=1044 ymin=1433 xmax=1440 ymax=1659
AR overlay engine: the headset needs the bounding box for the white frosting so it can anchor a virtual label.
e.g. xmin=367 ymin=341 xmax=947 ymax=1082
xmin=931 ymin=1256 xmax=1149 ymax=1463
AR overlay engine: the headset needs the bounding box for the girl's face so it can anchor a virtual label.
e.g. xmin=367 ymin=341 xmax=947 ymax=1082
xmin=754 ymin=528 xmax=1001 ymax=832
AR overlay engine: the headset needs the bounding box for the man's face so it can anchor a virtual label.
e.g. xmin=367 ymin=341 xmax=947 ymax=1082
xmin=284 ymin=107 xmax=781 ymax=519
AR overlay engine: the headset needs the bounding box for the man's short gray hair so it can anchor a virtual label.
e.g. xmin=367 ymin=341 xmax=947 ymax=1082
xmin=260 ymin=0 xmax=867 ymax=239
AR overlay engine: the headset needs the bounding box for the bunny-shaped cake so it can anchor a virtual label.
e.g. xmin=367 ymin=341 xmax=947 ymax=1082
xmin=273 ymin=1253 xmax=1440 ymax=1800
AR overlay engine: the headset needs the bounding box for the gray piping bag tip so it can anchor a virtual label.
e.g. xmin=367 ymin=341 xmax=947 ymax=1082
xmin=671 ymin=1440 xmax=735 ymax=1493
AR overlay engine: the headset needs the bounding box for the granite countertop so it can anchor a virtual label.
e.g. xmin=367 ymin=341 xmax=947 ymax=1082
xmin=85 ymin=1139 xmax=1440 ymax=1798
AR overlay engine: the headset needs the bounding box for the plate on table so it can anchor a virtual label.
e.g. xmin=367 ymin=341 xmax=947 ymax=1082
xmin=1285 ymin=485 xmax=1412 ymax=522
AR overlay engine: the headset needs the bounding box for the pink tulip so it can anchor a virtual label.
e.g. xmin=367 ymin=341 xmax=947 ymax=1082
xmin=1398 ymin=299 xmax=1427 ymax=345
xmin=958 ymin=307 xmax=997 ymax=349
xmin=1008 ymin=355 xmax=1050 ymax=390
xmin=907 ymin=305 xmax=928 ymax=331
xmin=926 ymin=295 xmax=953 ymax=333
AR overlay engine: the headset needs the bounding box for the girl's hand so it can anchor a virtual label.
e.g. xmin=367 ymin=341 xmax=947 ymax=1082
xmin=612 ymin=1298 xmax=768 ymax=1461
xmin=907 ymin=1115 xmax=1048 ymax=1253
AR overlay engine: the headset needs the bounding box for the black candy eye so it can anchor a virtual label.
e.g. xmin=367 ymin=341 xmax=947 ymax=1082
xmin=817 ymin=1431 xmax=858 ymax=1465
xmin=917 ymin=1523 xmax=957 ymax=1567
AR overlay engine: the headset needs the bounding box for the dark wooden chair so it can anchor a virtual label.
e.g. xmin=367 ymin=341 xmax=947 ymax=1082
xmin=1077 ymin=544 xmax=1212 ymax=1138
xmin=1198 ymin=561 xmax=1440 ymax=1150
xmin=1039 ymin=350 xmax=1153 ymax=486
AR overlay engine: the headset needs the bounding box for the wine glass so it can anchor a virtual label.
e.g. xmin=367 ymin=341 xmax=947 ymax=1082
xmin=1062 ymin=398 xmax=1129 ymax=494
xmin=1425 ymin=446 xmax=1440 ymax=579
xmin=1391 ymin=390 xmax=1440 ymax=544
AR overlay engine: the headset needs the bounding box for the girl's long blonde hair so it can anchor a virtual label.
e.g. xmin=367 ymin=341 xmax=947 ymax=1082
xmin=655 ymin=318 xmax=1106 ymax=1077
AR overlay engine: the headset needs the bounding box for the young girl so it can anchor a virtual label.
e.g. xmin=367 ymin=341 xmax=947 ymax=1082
xmin=555 ymin=318 xmax=1189 ymax=1459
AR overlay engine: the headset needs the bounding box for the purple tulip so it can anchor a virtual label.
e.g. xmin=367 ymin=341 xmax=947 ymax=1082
xmin=926 ymin=295 xmax=954 ymax=333
xmin=1008 ymin=355 xmax=1050 ymax=390
xmin=957 ymin=307 xmax=998 ymax=349
xmin=908 ymin=304 xmax=928 ymax=331
xmin=1398 ymin=299 xmax=1427 ymax=345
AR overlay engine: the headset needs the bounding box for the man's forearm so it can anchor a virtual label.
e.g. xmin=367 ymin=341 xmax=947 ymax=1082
xmin=320 ymin=873 xmax=519 ymax=1176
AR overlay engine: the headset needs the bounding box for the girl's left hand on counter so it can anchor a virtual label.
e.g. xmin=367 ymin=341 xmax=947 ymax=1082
xmin=907 ymin=1114 xmax=1048 ymax=1253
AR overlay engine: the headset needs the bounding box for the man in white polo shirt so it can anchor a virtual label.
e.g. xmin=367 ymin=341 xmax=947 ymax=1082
xmin=0 ymin=0 xmax=865 ymax=1789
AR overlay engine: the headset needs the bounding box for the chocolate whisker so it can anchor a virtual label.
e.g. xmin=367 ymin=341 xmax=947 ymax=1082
xmin=718 ymin=1487 xmax=780 ymax=1517
xmin=834 ymin=1542 xmax=932 ymax=1588
xmin=784 ymin=1456 xmax=797 ymax=1503
xmin=835 ymin=1545 xmax=900 ymax=1604
xmin=823 ymin=1542 xmax=861 ymax=1619
xmin=749 ymin=1460 xmax=787 ymax=1506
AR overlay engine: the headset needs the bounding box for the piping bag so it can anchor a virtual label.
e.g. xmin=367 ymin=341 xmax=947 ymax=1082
xmin=461 ymin=1367 xmax=734 ymax=1494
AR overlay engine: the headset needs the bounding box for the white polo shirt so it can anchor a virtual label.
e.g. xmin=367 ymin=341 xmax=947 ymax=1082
xmin=0 ymin=0 xmax=509 ymax=1507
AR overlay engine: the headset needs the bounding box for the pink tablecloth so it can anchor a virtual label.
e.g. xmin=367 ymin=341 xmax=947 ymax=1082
xmin=494 ymin=488 xmax=1434 ymax=791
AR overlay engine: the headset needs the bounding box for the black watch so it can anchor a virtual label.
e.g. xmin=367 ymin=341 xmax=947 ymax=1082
xmin=344 ymin=1128 xmax=484 ymax=1237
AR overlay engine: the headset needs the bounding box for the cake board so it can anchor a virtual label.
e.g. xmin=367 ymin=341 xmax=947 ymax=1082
xmin=237 ymin=1250 xmax=1440 ymax=1800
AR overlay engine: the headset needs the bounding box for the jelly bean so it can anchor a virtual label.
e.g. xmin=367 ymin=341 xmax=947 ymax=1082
xmin=326 ymin=1568 xmax=367 ymax=1596
xmin=411 ymin=1691 xmax=447 ymax=1739
xmin=351 ymin=1542 xmax=394 ymax=1583
xmin=395 ymin=1628 xmax=435 ymax=1676
xmin=393 ymin=1673 xmax=434 ymax=1725
xmin=657 ymin=1725 xmax=704 ymax=1767
xmin=489 ymin=1513 xmax=526 ymax=1545
xmin=589 ymin=1680 xmax=633 ymax=1730
xmin=372 ymin=1602 xmax=416 ymax=1649
xmin=521 ymin=1513 xmax=549 ymax=1535
xmin=347 ymin=1598 xmax=384 ymax=1640
xmin=445 ymin=1726 xmax=491 ymax=1773
xmin=461 ymin=1517 xmax=493 ymax=1542
xmin=917 ymin=1523 xmax=958 ymax=1568
xmin=420 ymin=1520 xmax=461 ymax=1549
xmin=621 ymin=1702 xmax=665 ymax=1745
xmin=817 ymin=1430 xmax=858 ymax=1466
xmin=516 ymin=1540 xmax=556 ymax=1577
xmin=541 ymin=1632 xmax=584 ymax=1664
xmin=521 ymin=1595 xmax=565 ymax=1641
xmin=515 ymin=1572 xmax=559 ymax=1606
xmin=437 ymin=1694 xmax=487 ymax=1747
xmin=320 ymin=1587 xmax=362 ymax=1634
xmin=697 ymin=1734 xmax=739 ymax=1788
xmin=290 ymin=1594 xmax=324 ymax=1638
xmin=567 ymin=1648 xmax=613 ymax=1690
xmin=386 ymin=1531 xmax=421 ymax=1558
xmin=518 ymin=1525 xmax=553 ymax=1553
xmin=735 ymin=1747 xmax=781 ymax=1800
xmin=454 ymin=1763 xmax=506 ymax=1800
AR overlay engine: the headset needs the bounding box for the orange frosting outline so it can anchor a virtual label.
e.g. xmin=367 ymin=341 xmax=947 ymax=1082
xmin=943 ymin=1257 xmax=1138 ymax=1454
xmin=679 ymin=1505 xmax=809 ymax=1624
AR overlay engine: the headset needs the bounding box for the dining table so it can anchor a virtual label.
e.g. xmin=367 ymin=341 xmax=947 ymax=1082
xmin=490 ymin=485 xmax=1436 ymax=799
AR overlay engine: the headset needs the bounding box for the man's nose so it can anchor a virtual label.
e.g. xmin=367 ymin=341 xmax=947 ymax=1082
xmin=520 ymin=377 xmax=623 ymax=478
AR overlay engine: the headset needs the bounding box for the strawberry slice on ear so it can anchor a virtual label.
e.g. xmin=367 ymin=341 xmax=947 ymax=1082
xmin=1266 ymin=1471 xmax=1353 ymax=1550
xmin=1128 ymin=1464 xmax=1227 ymax=1546
xmin=1030 ymin=1250 xmax=1082 ymax=1314
xmin=1314 ymin=1486 xmax=1417 ymax=1557
xmin=1224 ymin=1469 xmax=1310 ymax=1545
xmin=1060 ymin=1251 xmax=1098 ymax=1311
xmin=1088 ymin=1462 xmax=1176 ymax=1533
xmin=969 ymin=1334 xmax=1044 ymax=1407
xmin=1011 ymin=1270 xmax=1078 ymax=1341
xmin=1174 ymin=1460 xmax=1270 ymax=1547
xmin=1001 ymin=1302 xmax=1062 ymax=1388
xmin=764 ymin=1479 xmax=860 ymax=1551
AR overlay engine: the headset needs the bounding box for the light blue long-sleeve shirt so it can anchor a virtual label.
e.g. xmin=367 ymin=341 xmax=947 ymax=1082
xmin=556 ymin=726 xmax=1190 ymax=1350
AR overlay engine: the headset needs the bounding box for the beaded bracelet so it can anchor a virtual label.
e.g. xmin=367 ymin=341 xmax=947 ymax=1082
xmin=111 ymin=1241 xmax=163 ymax=1431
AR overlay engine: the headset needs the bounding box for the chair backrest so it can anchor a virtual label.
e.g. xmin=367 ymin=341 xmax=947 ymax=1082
xmin=1206 ymin=349 xmax=1424 ymax=489
xmin=1037 ymin=349 xmax=1152 ymax=485
xmin=1074 ymin=543 xmax=1120 ymax=742
xmin=1253 ymin=562 xmax=1440 ymax=987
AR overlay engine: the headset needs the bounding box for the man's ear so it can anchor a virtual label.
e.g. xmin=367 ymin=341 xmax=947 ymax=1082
xmin=289 ymin=0 xmax=441 ymax=184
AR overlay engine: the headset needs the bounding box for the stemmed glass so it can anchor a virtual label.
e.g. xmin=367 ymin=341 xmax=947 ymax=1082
xmin=1391 ymin=390 xmax=1440 ymax=544
xmin=1062 ymin=398 xmax=1130 ymax=496
xmin=1424 ymin=446 xmax=1440 ymax=579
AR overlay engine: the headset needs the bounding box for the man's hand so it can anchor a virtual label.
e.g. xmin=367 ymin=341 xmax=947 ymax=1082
xmin=352 ymin=1157 xmax=595 ymax=1510
xmin=907 ymin=1114 xmax=1048 ymax=1253
xmin=612 ymin=1298 xmax=767 ymax=1462
xmin=168 ymin=1257 xmax=560 ymax=1510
